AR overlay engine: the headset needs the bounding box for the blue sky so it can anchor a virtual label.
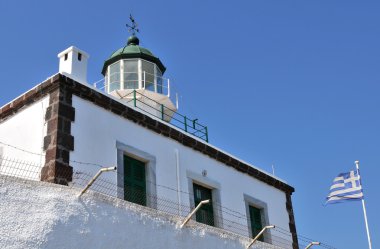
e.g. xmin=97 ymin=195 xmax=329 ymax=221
xmin=0 ymin=0 xmax=379 ymax=248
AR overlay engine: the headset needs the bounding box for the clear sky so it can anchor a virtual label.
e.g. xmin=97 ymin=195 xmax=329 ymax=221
xmin=0 ymin=0 xmax=379 ymax=248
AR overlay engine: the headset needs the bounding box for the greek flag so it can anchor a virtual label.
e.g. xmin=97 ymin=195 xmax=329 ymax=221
xmin=326 ymin=170 xmax=364 ymax=204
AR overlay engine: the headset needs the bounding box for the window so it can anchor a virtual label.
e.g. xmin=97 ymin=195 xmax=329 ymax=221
xmin=141 ymin=60 xmax=155 ymax=91
xmin=193 ymin=183 xmax=214 ymax=226
xmin=117 ymin=142 xmax=157 ymax=209
xmin=109 ymin=62 xmax=120 ymax=92
xmin=78 ymin=53 xmax=82 ymax=61
xmin=123 ymin=60 xmax=139 ymax=89
xmin=156 ymin=67 xmax=163 ymax=94
xmin=124 ymin=155 xmax=146 ymax=206
xmin=244 ymin=195 xmax=271 ymax=243
xmin=64 ymin=53 xmax=68 ymax=61
xmin=249 ymin=205 xmax=264 ymax=241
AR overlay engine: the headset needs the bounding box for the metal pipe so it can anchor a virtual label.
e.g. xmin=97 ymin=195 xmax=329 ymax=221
xmin=180 ymin=199 xmax=210 ymax=228
xmin=355 ymin=160 xmax=372 ymax=249
xmin=161 ymin=104 xmax=165 ymax=120
xmin=78 ymin=166 xmax=117 ymax=196
xmin=184 ymin=116 xmax=188 ymax=132
xmin=193 ymin=119 xmax=198 ymax=129
xmin=133 ymin=90 xmax=137 ymax=107
xmin=246 ymin=225 xmax=275 ymax=249
xmin=175 ymin=93 xmax=179 ymax=109
xmin=175 ymin=149 xmax=181 ymax=216
xmin=167 ymin=78 xmax=170 ymax=97
xmin=143 ymin=71 xmax=146 ymax=89
xmin=305 ymin=242 xmax=320 ymax=249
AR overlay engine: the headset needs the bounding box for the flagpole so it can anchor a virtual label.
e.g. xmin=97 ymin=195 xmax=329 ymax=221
xmin=355 ymin=160 xmax=372 ymax=249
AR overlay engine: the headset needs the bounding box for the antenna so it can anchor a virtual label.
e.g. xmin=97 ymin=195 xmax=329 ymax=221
xmin=271 ymin=163 xmax=275 ymax=176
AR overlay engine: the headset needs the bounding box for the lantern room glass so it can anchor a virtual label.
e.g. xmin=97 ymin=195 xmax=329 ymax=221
xmin=107 ymin=59 xmax=165 ymax=94
xmin=156 ymin=67 xmax=163 ymax=94
xmin=141 ymin=60 xmax=155 ymax=91
xmin=123 ymin=60 xmax=139 ymax=89
xmin=109 ymin=61 xmax=120 ymax=92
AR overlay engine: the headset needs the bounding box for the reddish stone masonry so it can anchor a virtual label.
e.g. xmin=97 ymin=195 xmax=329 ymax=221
xmin=41 ymin=83 xmax=75 ymax=185
xmin=0 ymin=74 xmax=298 ymax=247
xmin=286 ymin=193 xmax=299 ymax=249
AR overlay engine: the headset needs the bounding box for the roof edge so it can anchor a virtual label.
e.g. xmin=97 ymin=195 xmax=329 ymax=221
xmin=0 ymin=74 xmax=295 ymax=194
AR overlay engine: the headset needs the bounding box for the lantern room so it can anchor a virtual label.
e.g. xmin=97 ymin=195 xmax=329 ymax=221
xmin=101 ymin=35 xmax=176 ymax=121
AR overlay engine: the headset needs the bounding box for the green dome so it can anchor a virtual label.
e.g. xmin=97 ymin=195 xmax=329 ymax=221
xmin=102 ymin=36 xmax=166 ymax=75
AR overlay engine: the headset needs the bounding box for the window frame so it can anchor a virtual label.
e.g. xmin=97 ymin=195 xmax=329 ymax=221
xmin=186 ymin=170 xmax=223 ymax=228
xmin=108 ymin=61 xmax=121 ymax=93
xmin=123 ymin=59 xmax=140 ymax=90
xmin=244 ymin=194 xmax=272 ymax=243
xmin=141 ymin=59 xmax=155 ymax=92
xmin=116 ymin=141 xmax=157 ymax=209
xmin=192 ymin=182 xmax=215 ymax=226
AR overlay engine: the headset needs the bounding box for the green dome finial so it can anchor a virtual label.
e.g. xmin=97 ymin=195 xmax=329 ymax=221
xmin=127 ymin=36 xmax=140 ymax=46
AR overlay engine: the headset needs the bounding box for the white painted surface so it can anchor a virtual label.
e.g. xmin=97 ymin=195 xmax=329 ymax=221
xmin=0 ymin=97 xmax=48 ymax=179
xmin=58 ymin=46 xmax=89 ymax=84
xmin=109 ymin=89 xmax=177 ymax=121
xmin=71 ymin=95 xmax=292 ymax=244
xmin=0 ymin=176 xmax=283 ymax=249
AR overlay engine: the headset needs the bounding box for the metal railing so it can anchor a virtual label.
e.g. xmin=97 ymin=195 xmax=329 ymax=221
xmin=92 ymin=73 xmax=208 ymax=142
xmin=125 ymin=90 xmax=208 ymax=142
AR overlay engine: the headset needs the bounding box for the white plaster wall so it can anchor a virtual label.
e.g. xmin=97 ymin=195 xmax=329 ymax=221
xmin=0 ymin=97 xmax=49 ymax=179
xmin=71 ymin=96 xmax=292 ymax=245
xmin=0 ymin=176 xmax=283 ymax=249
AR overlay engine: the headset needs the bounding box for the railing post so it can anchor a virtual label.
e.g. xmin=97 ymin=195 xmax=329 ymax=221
xmin=205 ymin=126 xmax=209 ymax=143
xmin=192 ymin=119 xmax=198 ymax=129
xmin=180 ymin=200 xmax=210 ymax=228
xmin=133 ymin=90 xmax=137 ymax=107
xmin=305 ymin=242 xmax=321 ymax=249
xmin=246 ymin=225 xmax=275 ymax=249
xmin=143 ymin=71 xmax=146 ymax=89
xmin=78 ymin=167 xmax=117 ymax=197
xmin=184 ymin=116 xmax=188 ymax=132
xmin=167 ymin=78 xmax=170 ymax=97
xmin=161 ymin=104 xmax=165 ymax=120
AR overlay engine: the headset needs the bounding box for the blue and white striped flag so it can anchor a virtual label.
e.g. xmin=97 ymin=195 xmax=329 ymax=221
xmin=326 ymin=170 xmax=364 ymax=204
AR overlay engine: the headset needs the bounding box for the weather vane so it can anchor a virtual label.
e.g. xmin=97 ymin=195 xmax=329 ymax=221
xmin=126 ymin=14 xmax=140 ymax=36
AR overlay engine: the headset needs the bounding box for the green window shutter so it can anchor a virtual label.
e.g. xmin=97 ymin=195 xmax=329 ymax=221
xmin=249 ymin=206 xmax=264 ymax=241
xmin=124 ymin=155 xmax=146 ymax=206
xmin=193 ymin=183 xmax=214 ymax=226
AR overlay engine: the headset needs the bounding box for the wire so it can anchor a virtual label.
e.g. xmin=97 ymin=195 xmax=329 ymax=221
xmin=0 ymin=140 xmax=338 ymax=249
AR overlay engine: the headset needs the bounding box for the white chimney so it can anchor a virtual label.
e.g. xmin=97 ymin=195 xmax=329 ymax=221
xmin=58 ymin=46 xmax=89 ymax=84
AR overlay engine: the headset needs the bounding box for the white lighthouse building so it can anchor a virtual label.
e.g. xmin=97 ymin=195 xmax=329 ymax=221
xmin=0 ymin=22 xmax=299 ymax=249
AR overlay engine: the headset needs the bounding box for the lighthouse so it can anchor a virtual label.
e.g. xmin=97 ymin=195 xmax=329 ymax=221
xmin=101 ymin=17 xmax=176 ymax=121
